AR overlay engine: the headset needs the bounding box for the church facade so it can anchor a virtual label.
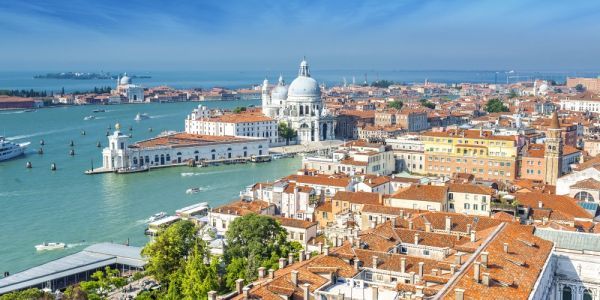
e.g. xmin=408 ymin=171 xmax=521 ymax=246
xmin=261 ymin=59 xmax=335 ymax=144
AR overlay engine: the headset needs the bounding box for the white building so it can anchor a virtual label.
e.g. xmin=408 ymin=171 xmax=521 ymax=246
xmin=262 ymin=59 xmax=336 ymax=144
xmin=114 ymin=73 xmax=144 ymax=103
xmin=101 ymin=124 xmax=269 ymax=171
xmin=560 ymin=93 xmax=600 ymax=113
xmin=386 ymin=136 xmax=425 ymax=174
xmin=185 ymin=104 xmax=279 ymax=145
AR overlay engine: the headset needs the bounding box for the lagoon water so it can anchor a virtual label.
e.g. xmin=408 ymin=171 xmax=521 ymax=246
xmin=0 ymin=99 xmax=301 ymax=274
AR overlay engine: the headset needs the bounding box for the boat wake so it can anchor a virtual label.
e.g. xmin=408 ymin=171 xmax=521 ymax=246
xmin=6 ymin=128 xmax=73 ymax=141
xmin=181 ymin=169 xmax=237 ymax=177
xmin=66 ymin=242 xmax=88 ymax=248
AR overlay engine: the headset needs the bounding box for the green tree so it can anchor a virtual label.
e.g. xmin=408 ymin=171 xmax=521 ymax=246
xmin=142 ymin=220 xmax=198 ymax=283
xmin=508 ymin=90 xmax=518 ymax=98
xmin=388 ymin=100 xmax=403 ymax=110
xmin=370 ymin=80 xmax=394 ymax=88
xmin=418 ymin=99 xmax=436 ymax=109
xmin=181 ymin=244 xmax=220 ymax=300
xmin=485 ymin=98 xmax=509 ymax=113
xmin=575 ymin=84 xmax=586 ymax=92
xmin=278 ymin=122 xmax=297 ymax=145
xmin=0 ymin=288 xmax=54 ymax=300
xmin=233 ymin=106 xmax=247 ymax=114
xmin=224 ymin=214 xmax=291 ymax=289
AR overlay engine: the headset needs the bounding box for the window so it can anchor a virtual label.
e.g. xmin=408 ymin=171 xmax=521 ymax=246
xmin=562 ymin=286 xmax=572 ymax=300
xmin=575 ymin=191 xmax=594 ymax=202
xmin=464 ymin=203 xmax=470 ymax=209
xmin=422 ymin=249 xmax=430 ymax=256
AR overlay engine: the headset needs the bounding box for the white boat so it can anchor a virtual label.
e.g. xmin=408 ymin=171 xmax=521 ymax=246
xmin=134 ymin=113 xmax=150 ymax=121
xmin=147 ymin=212 xmax=167 ymax=223
xmin=0 ymin=137 xmax=29 ymax=162
xmin=35 ymin=242 xmax=66 ymax=251
xmin=186 ymin=187 xmax=201 ymax=194
xmin=83 ymin=115 xmax=96 ymax=120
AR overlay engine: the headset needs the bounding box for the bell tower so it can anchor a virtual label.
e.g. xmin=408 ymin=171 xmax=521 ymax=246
xmin=544 ymin=111 xmax=563 ymax=185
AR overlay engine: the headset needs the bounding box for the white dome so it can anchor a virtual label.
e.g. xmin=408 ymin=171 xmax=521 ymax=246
xmin=271 ymin=84 xmax=288 ymax=100
xmin=538 ymin=83 xmax=549 ymax=93
xmin=288 ymin=76 xmax=320 ymax=98
xmin=120 ymin=74 xmax=131 ymax=85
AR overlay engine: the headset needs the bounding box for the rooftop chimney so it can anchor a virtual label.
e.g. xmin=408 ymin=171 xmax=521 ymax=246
xmin=242 ymin=287 xmax=249 ymax=299
xmin=268 ymin=269 xmax=275 ymax=279
xmin=445 ymin=216 xmax=452 ymax=233
xmin=324 ymin=245 xmax=330 ymax=256
xmin=466 ymin=224 xmax=472 ymax=234
xmin=481 ymin=252 xmax=489 ymax=268
xmin=318 ymin=242 xmax=323 ymax=254
xmin=455 ymin=253 xmax=463 ymax=265
xmin=291 ymin=270 xmax=299 ymax=286
xmin=354 ymin=258 xmax=361 ymax=270
xmin=473 ymin=262 xmax=481 ymax=283
xmin=408 ymin=221 xmax=414 ymax=230
xmin=288 ymin=252 xmax=295 ymax=265
xmin=378 ymin=193 xmax=383 ymax=205
xmin=236 ymin=278 xmax=245 ymax=295
xmin=400 ymin=210 xmax=405 ymax=218
xmin=258 ymin=267 xmax=266 ymax=279
xmin=414 ymin=233 xmax=420 ymax=245
xmin=416 ymin=286 xmax=424 ymax=297
xmin=391 ymin=218 xmax=397 ymax=227
xmin=425 ymin=222 xmax=431 ymax=232
xmin=208 ymin=291 xmax=217 ymax=300
xmin=455 ymin=288 xmax=465 ymax=300
xmin=372 ymin=256 xmax=379 ymax=269
xmin=410 ymin=272 xmax=416 ymax=284
xmin=450 ymin=264 xmax=456 ymax=274
xmin=482 ymin=272 xmax=490 ymax=286
xmin=355 ymin=237 xmax=362 ymax=248
xmin=418 ymin=262 xmax=425 ymax=277
xmin=503 ymin=243 xmax=509 ymax=253
xmin=279 ymin=257 xmax=287 ymax=269
xmin=401 ymin=257 xmax=406 ymax=273
xmin=299 ymin=250 xmax=305 ymax=262
xmin=470 ymin=230 xmax=476 ymax=242
xmin=303 ymin=283 xmax=310 ymax=300
xmin=538 ymin=200 xmax=543 ymax=208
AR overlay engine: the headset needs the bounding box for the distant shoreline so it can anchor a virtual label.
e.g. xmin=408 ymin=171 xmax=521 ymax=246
xmin=33 ymin=72 xmax=151 ymax=80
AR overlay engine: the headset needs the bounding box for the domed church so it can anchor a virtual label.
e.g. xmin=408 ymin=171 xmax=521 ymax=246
xmin=261 ymin=59 xmax=335 ymax=144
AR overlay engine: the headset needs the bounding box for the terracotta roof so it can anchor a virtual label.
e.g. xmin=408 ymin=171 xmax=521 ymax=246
xmin=445 ymin=224 xmax=553 ymax=300
xmin=131 ymin=133 xmax=259 ymax=149
xmin=571 ymin=178 xmax=600 ymax=190
xmin=514 ymin=192 xmax=593 ymax=220
xmin=275 ymin=217 xmax=318 ymax=229
xmin=212 ymin=200 xmax=274 ymax=216
xmin=205 ymin=111 xmax=275 ymax=124
xmin=448 ymin=183 xmax=494 ymax=195
xmin=287 ymin=174 xmax=351 ymax=188
xmin=361 ymin=204 xmax=423 ymax=216
xmin=391 ymin=185 xmax=448 ymax=203
xmin=333 ymin=191 xmax=381 ymax=205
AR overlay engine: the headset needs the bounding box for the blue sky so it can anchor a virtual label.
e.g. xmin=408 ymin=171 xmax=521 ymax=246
xmin=1 ymin=0 xmax=599 ymax=71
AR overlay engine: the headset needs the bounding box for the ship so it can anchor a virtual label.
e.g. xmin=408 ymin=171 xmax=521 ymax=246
xmin=134 ymin=113 xmax=150 ymax=121
xmin=0 ymin=137 xmax=30 ymax=161
xmin=35 ymin=242 xmax=66 ymax=251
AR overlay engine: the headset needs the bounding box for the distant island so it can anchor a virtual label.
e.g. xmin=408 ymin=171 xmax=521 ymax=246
xmin=33 ymin=72 xmax=151 ymax=80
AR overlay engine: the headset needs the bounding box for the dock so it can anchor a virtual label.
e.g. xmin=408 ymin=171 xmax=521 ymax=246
xmin=269 ymin=139 xmax=345 ymax=155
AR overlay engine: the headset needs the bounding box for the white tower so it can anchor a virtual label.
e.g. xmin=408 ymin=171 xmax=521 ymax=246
xmin=102 ymin=123 xmax=131 ymax=171
xmin=261 ymin=78 xmax=270 ymax=116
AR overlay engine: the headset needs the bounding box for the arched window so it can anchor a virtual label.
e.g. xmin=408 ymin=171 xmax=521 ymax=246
xmin=227 ymin=147 xmax=232 ymax=151
xmin=562 ymin=286 xmax=572 ymax=300
xmin=166 ymin=154 xmax=171 ymax=162
xmin=133 ymin=157 xmax=138 ymax=165
xmin=575 ymin=191 xmax=594 ymax=202
xmin=583 ymin=289 xmax=592 ymax=300
xmin=211 ymin=149 xmax=216 ymax=152
xmin=176 ymin=152 xmax=182 ymax=156
xmin=194 ymin=150 xmax=199 ymax=154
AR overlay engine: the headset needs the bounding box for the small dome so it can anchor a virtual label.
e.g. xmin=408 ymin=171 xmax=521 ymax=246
xmin=288 ymin=76 xmax=320 ymax=98
xmin=538 ymin=83 xmax=549 ymax=93
xmin=120 ymin=73 xmax=131 ymax=85
xmin=271 ymin=85 xmax=288 ymax=101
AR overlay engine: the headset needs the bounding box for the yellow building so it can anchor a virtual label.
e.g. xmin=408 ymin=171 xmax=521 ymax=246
xmin=421 ymin=129 xmax=518 ymax=181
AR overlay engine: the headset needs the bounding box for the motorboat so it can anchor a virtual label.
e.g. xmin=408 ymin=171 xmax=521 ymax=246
xmin=116 ymin=165 xmax=149 ymax=174
xmin=83 ymin=115 xmax=96 ymax=121
xmin=35 ymin=242 xmax=66 ymax=251
xmin=147 ymin=212 xmax=167 ymax=223
xmin=92 ymin=109 xmax=106 ymax=113
xmin=134 ymin=113 xmax=150 ymax=121
xmin=0 ymin=136 xmax=29 ymax=161
xmin=186 ymin=187 xmax=201 ymax=194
